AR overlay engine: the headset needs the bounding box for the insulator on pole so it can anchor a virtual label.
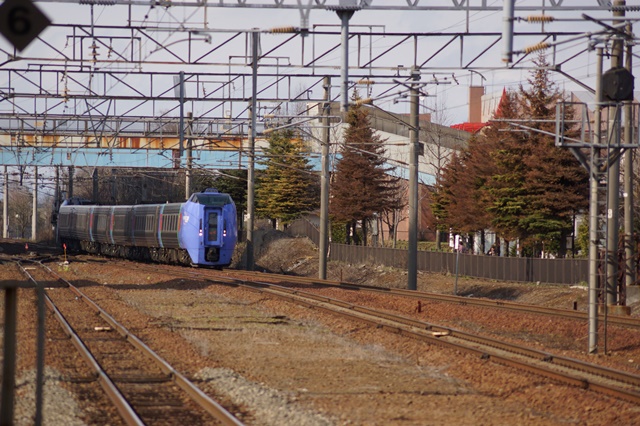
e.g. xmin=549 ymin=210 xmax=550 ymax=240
xmin=353 ymin=98 xmax=373 ymax=106
xmin=269 ymin=26 xmax=297 ymax=34
xmin=612 ymin=5 xmax=640 ymax=11
xmin=357 ymin=79 xmax=375 ymax=85
xmin=524 ymin=42 xmax=551 ymax=54
xmin=526 ymin=15 xmax=555 ymax=23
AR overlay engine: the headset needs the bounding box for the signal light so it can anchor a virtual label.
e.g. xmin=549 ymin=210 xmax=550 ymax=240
xmin=602 ymin=67 xmax=635 ymax=102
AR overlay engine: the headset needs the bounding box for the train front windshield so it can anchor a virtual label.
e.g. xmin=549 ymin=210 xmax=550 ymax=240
xmin=190 ymin=193 xmax=233 ymax=207
xmin=208 ymin=212 xmax=218 ymax=241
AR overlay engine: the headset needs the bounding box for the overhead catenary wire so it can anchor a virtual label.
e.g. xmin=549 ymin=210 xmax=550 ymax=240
xmin=1 ymin=4 xmax=635 ymax=174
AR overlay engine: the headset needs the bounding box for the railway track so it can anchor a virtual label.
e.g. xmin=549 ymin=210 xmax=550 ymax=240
xmin=13 ymin=259 xmax=244 ymax=426
xmin=217 ymin=268 xmax=640 ymax=330
xmin=118 ymin=262 xmax=640 ymax=405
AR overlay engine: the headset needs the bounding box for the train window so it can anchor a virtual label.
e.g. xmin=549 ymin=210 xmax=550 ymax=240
xmin=115 ymin=215 xmax=125 ymax=230
xmin=208 ymin=212 xmax=218 ymax=240
xmin=190 ymin=193 xmax=232 ymax=207
xmin=162 ymin=214 xmax=178 ymax=231
xmin=79 ymin=213 xmax=89 ymax=229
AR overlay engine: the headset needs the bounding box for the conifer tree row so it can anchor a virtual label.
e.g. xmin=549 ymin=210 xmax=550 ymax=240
xmin=430 ymin=55 xmax=589 ymax=257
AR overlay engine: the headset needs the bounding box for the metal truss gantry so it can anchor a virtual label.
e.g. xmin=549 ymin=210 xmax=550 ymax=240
xmin=1 ymin=1 xmax=638 ymax=169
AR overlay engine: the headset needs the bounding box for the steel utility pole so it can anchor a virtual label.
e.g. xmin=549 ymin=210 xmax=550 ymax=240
xmin=178 ymin=70 xmax=185 ymax=163
xmin=3 ymin=166 xmax=8 ymax=238
xmin=588 ymin=48 xmax=604 ymax=355
xmin=623 ymin=28 xmax=635 ymax=292
xmin=408 ymin=73 xmax=420 ymax=291
xmin=319 ymin=76 xmax=331 ymax=280
xmin=54 ymin=165 xmax=60 ymax=244
xmin=67 ymin=166 xmax=74 ymax=200
xmin=333 ymin=4 xmax=356 ymax=112
xmin=92 ymin=168 xmax=98 ymax=203
xmin=246 ymin=29 xmax=259 ymax=271
xmin=31 ymin=166 xmax=37 ymax=242
xmin=185 ymin=112 xmax=193 ymax=199
xmin=605 ymin=0 xmax=625 ymax=308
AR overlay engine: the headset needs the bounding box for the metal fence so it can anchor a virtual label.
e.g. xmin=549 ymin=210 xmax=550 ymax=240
xmin=285 ymin=219 xmax=589 ymax=285
xmin=287 ymin=219 xmax=320 ymax=246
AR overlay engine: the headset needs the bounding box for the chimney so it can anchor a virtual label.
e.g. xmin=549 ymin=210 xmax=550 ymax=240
xmin=469 ymin=86 xmax=485 ymax=123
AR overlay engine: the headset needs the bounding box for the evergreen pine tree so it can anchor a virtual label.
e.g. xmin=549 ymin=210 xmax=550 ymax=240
xmin=518 ymin=54 xmax=589 ymax=256
xmin=482 ymin=89 xmax=530 ymax=246
xmin=255 ymin=129 xmax=319 ymax=228
xmin=330 ymin=91 xmax=401 ymax=245
xmin=429 ymin=152 xmax=463 ymax=236
xmin=433 ymin=90 xmax=527 ymax=250
xmin=449 ymin=135 xmax=494 ymax=235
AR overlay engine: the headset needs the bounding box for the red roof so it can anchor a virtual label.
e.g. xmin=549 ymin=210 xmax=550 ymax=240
xmin=450 ymin=122 xmax=489 ymax=133
xmin=451 ymin=87 xmax=508 ymax=134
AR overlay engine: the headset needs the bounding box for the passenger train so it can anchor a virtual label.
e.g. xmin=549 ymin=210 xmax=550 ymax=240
xmin=57 ymin=188 xmax=237 ymax=268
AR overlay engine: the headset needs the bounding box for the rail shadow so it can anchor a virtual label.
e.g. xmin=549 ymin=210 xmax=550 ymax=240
xmin=71 ymin=278 xmax=216 ymax=291
xmin=457 ymin=285 xmax=522 ymax=301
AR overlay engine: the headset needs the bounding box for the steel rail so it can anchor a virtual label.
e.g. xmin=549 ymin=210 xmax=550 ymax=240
xmin=235 ymin=279 xmax=640 ymax=405
xmin=274 ymin=286 xmax=640 ymax=385
xmin=220 ymin=269 xmax=640 ymax=330
xmin=16 ymin=262 xmax=145 ymax=426
xmin=83 ymin=260 xmax=640 ymax=404
xmin=30 ymin=260 xmax=245 ymax=426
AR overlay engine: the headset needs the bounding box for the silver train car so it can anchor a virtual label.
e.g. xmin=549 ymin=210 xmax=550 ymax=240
xmin=57 ymin=188 xmax=238 ymax=268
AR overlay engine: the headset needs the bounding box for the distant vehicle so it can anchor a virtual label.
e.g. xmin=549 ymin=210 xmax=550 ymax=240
xmin=57 ymin=188 xmax=237 ymax=268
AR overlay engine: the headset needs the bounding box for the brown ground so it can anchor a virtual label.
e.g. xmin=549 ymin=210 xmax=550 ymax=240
xmin=2 ymin=234 xmax=640 ymax=425
xmin=249 ymin=229 xmax=596 ymax=312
